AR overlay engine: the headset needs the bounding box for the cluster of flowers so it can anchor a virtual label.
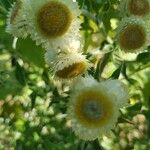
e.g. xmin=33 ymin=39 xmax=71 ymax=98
xmin=118 ymin=0 xmax=150 ymax=53
xmin=6 ymin=0 xmax=130 ymax=141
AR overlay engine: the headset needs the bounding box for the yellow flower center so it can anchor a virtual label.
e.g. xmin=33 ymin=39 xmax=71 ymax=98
xmin=56 ymin=62 xmax=87 ymax=79
xmin=10 ymin=1 xmax=22 ymax=24
xmin=37 ymin=1 xmax=72 ymax=38
xmin=119 ymin=24 xmax=146 ymax=51
xmin=74 ymin=90 xmax=113 ymax=128
xmin=128 ymin=0 xmax=150 ymax=16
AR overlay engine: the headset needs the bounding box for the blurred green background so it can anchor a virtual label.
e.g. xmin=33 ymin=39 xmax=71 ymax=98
xmin=0 ymin=0 xmax=150 ymax=149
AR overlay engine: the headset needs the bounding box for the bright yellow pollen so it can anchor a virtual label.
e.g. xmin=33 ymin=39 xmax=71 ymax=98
xmin=10 ymin=1 xmax=22 ymax=24
xmin=128 ymin=0 xmax=150 ymax=16
xmin=56 ymin=62 xmax=87 ymax=79
xmin=37 ymin=1 xmax=72 ymax=38
xmin=119 ymin=24 xmax=146 ymax=51
xmin=74 ymin=90 xmax=113 ymax=128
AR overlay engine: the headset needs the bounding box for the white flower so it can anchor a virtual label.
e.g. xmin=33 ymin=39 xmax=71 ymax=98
xmin=119 ymin=0 xmax=150 ymax=18
xmin=44 ymin=38 xmax=83 ymax=65
xmin=25 ymin=0 xmax=81 ymax=50
xmin=53 ymin=52 xmax=89 ymax=80
xmin=67 ymin=77 xmax=129 ymax=141
xmin=44 ymin=49 xmax=58 ymax=65
xmin=116 ymin=17 xmax=149 ymax=53
xmin=6 ymin=0 xmax=28 ymax=38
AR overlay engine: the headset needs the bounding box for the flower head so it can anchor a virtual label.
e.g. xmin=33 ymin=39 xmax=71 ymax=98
xmin=25 ymin=0 xmax=81 ymax=50
xmin=67 ymin=77 xmax=129 ymax=141
xmin=6 ymin=0 xmax=28 ymax=38
xmin=54 ymin=52 xmax=89 ymax=80
xmin=117 ymin=17 xmax=149 ymax=53
xmin=119 ymin=0 xmax=150 ymax=18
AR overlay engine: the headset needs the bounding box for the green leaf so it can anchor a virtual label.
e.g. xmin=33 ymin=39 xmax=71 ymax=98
xmin=30 ymin=91 xmax=37 ymax=109
xmin=0 ymin=26 xmax=14 ymax=50
xmin=0 ymin=0 xmax=13 ymax=10
xmin=15 ymin=62 xmax=26 ymax=86
xmin=126 ymin=102 xmax=142 ymax=112
xmin=0 ymin=70 xmax=22 ymax=99
xmin=16 ymin=37 xmax=45 ymax=68
xmin=142 ymin=81 xmax=150 ymax=106
xmin=111 ymin=65 xmax=122 ymax=79
xmin=137 ymin=52 xmax=150 ymax=63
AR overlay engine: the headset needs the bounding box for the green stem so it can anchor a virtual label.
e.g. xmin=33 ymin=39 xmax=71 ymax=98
xmin=122 ymin=63 xmax=150 ymax=80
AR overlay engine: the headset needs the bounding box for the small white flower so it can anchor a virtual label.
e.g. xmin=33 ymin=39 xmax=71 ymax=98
xmin=116 ymin=16 xmax=150 ymax=53
xmin=25 ymin=0 xmax=81 ymax=50
xmin=54 ymin=52 xmax=89 ymax=80
xmin=67 ymin=77 xmax=129 ymax=141
xmin=6 ymin=0 xmax=29 ymax=38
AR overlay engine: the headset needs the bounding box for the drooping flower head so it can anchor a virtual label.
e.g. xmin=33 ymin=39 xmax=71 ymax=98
xmin=53 ymin=52 xmax=89 ymax=80
xmin=6 ymin=0 xmax=29 ymax=38
xmin=25 ymin=0 xmax=81 ymax=49
xmin=119 ymin=0 xmax=150 ymax=18
xmin=67 ymin=77 xmax=129 ymax=141
xmin=117 ymin=17 xmax=149 ymax=53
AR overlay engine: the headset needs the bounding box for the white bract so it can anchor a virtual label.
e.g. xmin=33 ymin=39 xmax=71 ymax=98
xmin=67 ymin=76 xmax=129 ymax=141
xmin=25 ymin=0 xmax=81 ymax=51
xmin=6 ymin=0 xmax=29 ymax=38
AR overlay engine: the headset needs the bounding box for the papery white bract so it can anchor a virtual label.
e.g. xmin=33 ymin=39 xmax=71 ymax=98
xmin=67 ymin=77 xmax=129 ymax=141
xmin=25 ymin=0 xmax=81 ymax=50
xmin=6 ymin=0 xmax=29 ymax=38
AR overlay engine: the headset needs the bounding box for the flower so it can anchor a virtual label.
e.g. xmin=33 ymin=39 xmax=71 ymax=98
xmin=116 ymin=17 xmax=149 ymax=53
xmin=6 ymin=0 xmax=28 ymax=38
xmin=120 ymin=0 xmax=150 ymax=18
xmin=44 ymin=49 xmax=58 ymax=65
xmin=25 ymin=0 xmax=81 ymax=50
xmin=44 ymin=38 xmax=83 ymax=66
xmin=67 ymin=77 xmax=129 ymax=141
xmin=54 ymin=52 xmax=89 ymax=80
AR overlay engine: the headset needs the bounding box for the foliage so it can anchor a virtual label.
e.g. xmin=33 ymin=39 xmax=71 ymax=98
xmin=0 ymin=0 xmax=150 ymax=149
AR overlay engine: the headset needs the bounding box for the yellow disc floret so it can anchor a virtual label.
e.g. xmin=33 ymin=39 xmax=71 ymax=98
xmin=37 ymin=1 xmax=72 ymax=38
xmin=117 ymin=17 xmax=149 ymax=52
xmin=75 ymin=90 xmax=113 ymax=128
xmin=128 ymin=0 xmax=150 ymax=16
xmin=55 ymin=62 xmax=87 ymax=79
xmin=54 ymin=52 xmax=89 ymax=80
xmin=119 ymin=24 xmax=146 ymax=51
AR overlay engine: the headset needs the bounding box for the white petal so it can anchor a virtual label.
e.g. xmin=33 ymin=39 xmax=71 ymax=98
xmin=100 ymin=80 xmax=129 ymax=107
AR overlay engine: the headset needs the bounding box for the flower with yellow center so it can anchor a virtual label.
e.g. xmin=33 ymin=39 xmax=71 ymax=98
xmin=67 ymin=77 xmax=129 ymax=141
xmin=25 ymin=0 xmax=81 ymax=50
xmin=53 ymin=52 xmax=89 ymax=80
xmin=6 ymin=0 xmax=29 ymax=38
xmin=117 ymin=17 xmax=149 ymax=53
xmin=119 ymin=0 xmax=150 ymax=18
